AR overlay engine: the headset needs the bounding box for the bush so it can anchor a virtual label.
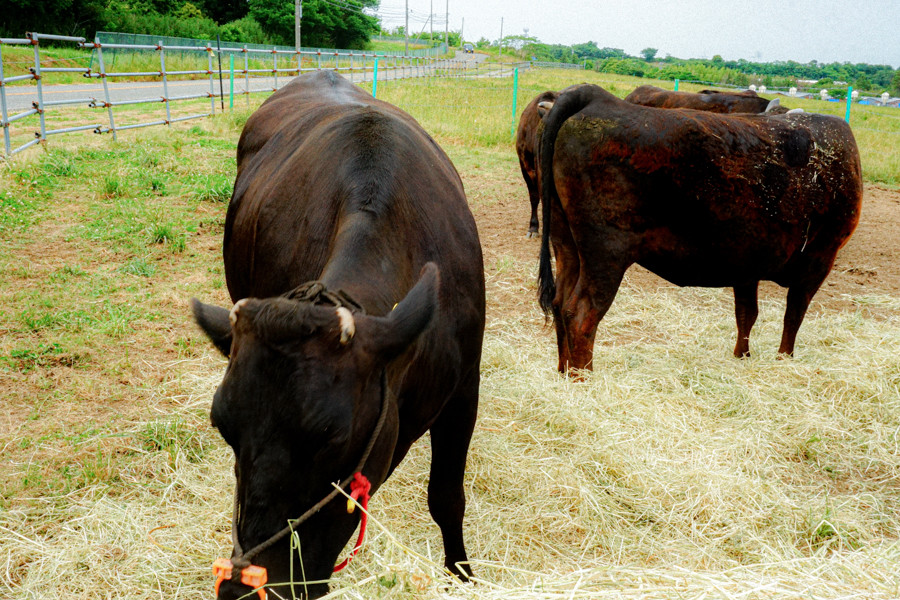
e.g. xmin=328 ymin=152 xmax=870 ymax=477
xmin=103 ymin=10 xmax=221 ymax=40
xmin=596 ymin=58 xmax=651 ymax=78
xmin=219 ymin=16 xmax=271 ymax=45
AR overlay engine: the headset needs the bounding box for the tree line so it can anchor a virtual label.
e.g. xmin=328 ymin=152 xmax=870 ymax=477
xmin=481 ymin=37 xmax=899 ymax=96
xmin=2 ymin=2 xmax=897 ymax=95
xmin=0 ymin=0 xmax=380 ymax=49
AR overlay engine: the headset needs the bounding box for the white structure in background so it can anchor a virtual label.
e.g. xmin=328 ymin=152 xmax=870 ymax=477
xmin=882 ymin=92 xmax=890 ymax=104
xmin=820 ymin=89 xmax=830 ymax=100
xmin=851 ymin=89 xmax=859 ymax=100
xmin=759 ymin=85 xmax=767 ymax=94
xmin=749 ymin=84 xmax=757 ymax=91
xmin=789 ymin=87 xmax=797 ymax=96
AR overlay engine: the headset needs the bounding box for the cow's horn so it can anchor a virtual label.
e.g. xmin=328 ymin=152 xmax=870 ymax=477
xmin=336 ymin=307 xmax=355 ymax=344
xmin=537 ymin=100 xmax=555 ymax=117
xmin=229 ymin=299 xmax=248 ymax=326
xmin=764 ymin=98 xmax=781 ymax=113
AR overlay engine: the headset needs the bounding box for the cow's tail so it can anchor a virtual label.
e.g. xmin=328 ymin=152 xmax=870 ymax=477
xmin=537 ymin=85 xmax=595 ymax=316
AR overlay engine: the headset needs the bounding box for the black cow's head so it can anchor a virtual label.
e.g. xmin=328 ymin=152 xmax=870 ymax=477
xmin=192 ymin=264 xmax=439 ymax=599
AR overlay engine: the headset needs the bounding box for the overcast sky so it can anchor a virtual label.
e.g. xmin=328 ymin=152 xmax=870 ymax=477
xmin=375 ymin=0 xmax=899 ymax=67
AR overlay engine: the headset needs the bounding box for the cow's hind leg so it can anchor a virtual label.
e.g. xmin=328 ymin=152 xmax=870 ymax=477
xmin=779 ymin=262 xmax=833 ymax=356
xmin=426 ymin=374 xmax=478 ymax=581
xmin=733 ymin=282 xmax=759 ymax=357
xmin=527 ymin=182 xmax=540 ymax=237
xmin=560 ymin=265 xmax=627 ymax=375
xmin=521 ymin=163 xmax=540 ymax=237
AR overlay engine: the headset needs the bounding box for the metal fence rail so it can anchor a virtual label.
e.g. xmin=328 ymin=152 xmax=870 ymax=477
xmin=531 ymin=61 xmax=585 ymax=70
xmin=0 ymin=31 xmax=521 ymax=158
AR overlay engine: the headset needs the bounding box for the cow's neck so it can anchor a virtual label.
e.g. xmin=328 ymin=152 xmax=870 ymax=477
xmin=318 ymin=212 xmax=410 ymax=317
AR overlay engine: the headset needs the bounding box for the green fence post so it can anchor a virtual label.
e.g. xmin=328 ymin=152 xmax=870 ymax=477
xmin=511 ymin=67 xmax=519 ymax=139
xmin=373 ymin=57 xmax=378 ymax=97
xmin=229 ymin=54 xmax=234 ymax=110
xmin=674 ymin=78 xmax=679 ymax=91
xmin=845 ymin=85 xmax=853 ymax=123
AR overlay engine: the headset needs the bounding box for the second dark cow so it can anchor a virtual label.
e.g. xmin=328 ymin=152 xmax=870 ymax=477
xmin=518 ymin=85 xmax=784 ymax=236
xmin=537 ymin=84 xmax=862 ymax=373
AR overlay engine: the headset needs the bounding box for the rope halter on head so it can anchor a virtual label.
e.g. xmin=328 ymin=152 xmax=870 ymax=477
xmin=213 ymin=281 xmax=387 ymax=598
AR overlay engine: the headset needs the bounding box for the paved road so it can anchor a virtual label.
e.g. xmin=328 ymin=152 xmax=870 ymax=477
xmin=2 ymin=52 xmax=490 ymax=113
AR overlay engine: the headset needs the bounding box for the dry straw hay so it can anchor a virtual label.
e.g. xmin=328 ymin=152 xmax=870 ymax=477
xmin=2 ymin=279 xmax=898 ymax=599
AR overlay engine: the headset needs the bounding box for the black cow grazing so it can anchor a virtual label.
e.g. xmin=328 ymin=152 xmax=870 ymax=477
xmin=624 ymin=85 xmax=775 ymax=113
xmin=537 ymin=84 xmax=862 ymax=374
xmin=192 ymin=71 xmax=485 ymax=599
xmin=516 ymin=90 xmax=560 ymax=237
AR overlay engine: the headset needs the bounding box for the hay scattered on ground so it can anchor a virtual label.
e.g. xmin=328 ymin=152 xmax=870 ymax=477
xmin=3 ymin=283 xmax=897 ymax=599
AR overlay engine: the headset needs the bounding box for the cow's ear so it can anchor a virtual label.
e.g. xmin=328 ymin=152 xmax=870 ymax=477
xmin=361 ymin=263 xmax=439 ymax=361
xmin=191 ymin=298 xmax=233 ymax=357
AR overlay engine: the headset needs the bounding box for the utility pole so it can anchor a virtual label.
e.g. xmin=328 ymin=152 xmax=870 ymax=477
xmin=445 ymin=0 xmax=449 ymax=45
xmin=405 ymin=0 xmax=409 ymax=54
xmin=499 ymin=17 xmax=503 ymax=56
xmin=430 ymin=0 xmax=433 ymax=42
xmin=461 ymin=17 xmax=464 ymax=41
xmin=295 ymin=0 xmax=302 ymax=51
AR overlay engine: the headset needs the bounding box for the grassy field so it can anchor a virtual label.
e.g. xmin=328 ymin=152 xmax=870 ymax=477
xmin=0 ymin=69 xmax=898 ymax=599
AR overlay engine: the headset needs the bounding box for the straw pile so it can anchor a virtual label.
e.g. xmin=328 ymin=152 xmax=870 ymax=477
xmin=3 ymin=275 xmax=897 ymax=599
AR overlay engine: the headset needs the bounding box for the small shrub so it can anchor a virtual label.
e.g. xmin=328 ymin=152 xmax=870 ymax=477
xmin=102 ymin=176 xmax=126 ymax=198
xmin=120 ymin=257 xmax=156 ymax=277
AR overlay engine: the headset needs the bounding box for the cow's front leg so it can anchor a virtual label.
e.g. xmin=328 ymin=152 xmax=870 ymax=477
xmin=426 ymin=375 xmax=479 ymax=581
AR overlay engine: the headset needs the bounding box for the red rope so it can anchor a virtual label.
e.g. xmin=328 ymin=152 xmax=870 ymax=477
xmin=333 ymin=472 xmax=372 ymax=573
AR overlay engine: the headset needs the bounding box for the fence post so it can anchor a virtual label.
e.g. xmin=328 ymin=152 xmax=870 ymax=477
xmin=0 ymin=42 xmax=11 ymax=156
xmin=244 ymin=45 xmax=249 ymax=108
xmin=28 ymin=34 xmax=47 ymax=144
xmin=273 ymin=47 xmax=278 ymax=92
xmin=511 ymin=67 xmax=518 ymax=139
xmin=845 ymin=85 xmax=853 ymax=123
xmin=229 ymin=54 xmax=234 ymax=110
xmin=674 ymin=78 xmax=679 ymax=91
xmin=372 ymin=57 xmax=378 ymax=97
xmin=207 ymin=45 xmax=216 ymax=114
xmin=95 ymin=36 xmax=117 ymax=141
xmin=159 ymin=41 xmax=171 ymax=126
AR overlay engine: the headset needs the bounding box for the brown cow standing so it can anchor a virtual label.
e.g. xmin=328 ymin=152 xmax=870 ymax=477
xmin=624 ymin=85 xmax=775 ymax=113
xmin=518 ymin=85 xmax=786 ymax=236
xmin=192 ymin=71 xmax=485 ymax=599
xmin=516 ymin=90 xmax=559 ymax=237
xmin=537 ymin=84 xmax=862 ymax=373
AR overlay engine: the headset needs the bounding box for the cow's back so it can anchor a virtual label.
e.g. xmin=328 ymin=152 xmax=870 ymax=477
xmin=625 ymin=85 xmax=770 ymax=114
xmin=224 ymin=73 xmax=481 ymax=310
